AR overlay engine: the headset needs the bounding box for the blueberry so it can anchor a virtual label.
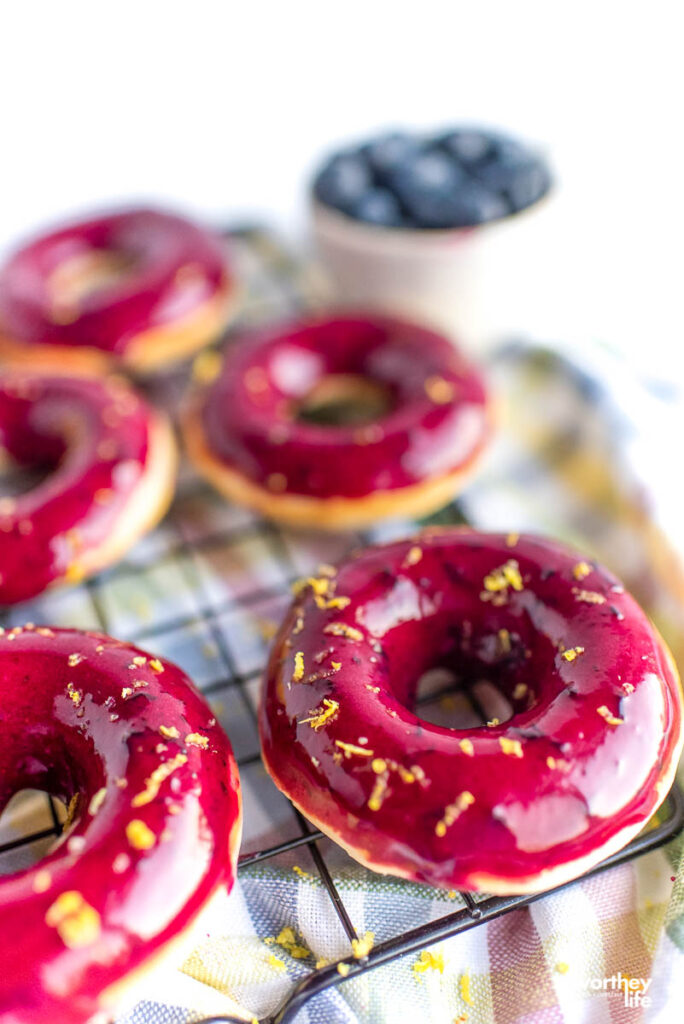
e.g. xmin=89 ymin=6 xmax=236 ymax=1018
xmin=507 ymin=162 xmax=551 ymax=211
xmin=492 ymin=136 xmax=530 ymax=163
xmin=362 ymin=132 xmax=419 ymax=180
xmin=474 ymin=149 xmax=550 ymax=212
xmin=391 ymin=149 xmax=465 ymax=197
xmin=313 ymin=127 xmax=550 ymax=229
xmin=313 ymin=153 xmax=373 ymax=213
xmin=439 ymin=129 xmax=494 ymax=167
xmin=352 ymin=188 xmax=404 ymax=227
xmin=402 ymin=180 xmax=508 ymax=229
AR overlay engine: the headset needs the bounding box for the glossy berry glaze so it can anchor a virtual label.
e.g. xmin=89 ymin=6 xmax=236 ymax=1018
xmin=192 ymin=314 xmax=490 ymax=524
xmin=0 ymin=369 xmax=175 ymax=604
xmin=260 ymin=530 xmax=684 ymax=894
xmin=0 ymin=208 xmax=231 ymax=366
xmin=0 ymin=627 xmax=241 ymax=1024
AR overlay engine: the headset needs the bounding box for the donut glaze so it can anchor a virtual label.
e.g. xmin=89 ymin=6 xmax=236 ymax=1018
xmin=0 ymin=626 xmax=241 ymax=1024
xmin=0 ymin=208 xmax=235 ymax=371
xmin=185 ymin=314 xmax=491 ymax=529
xmin=0 ymin=368 xmax=176 ymax=605
xmin=260 ymin=530 xmax=684 ymax=893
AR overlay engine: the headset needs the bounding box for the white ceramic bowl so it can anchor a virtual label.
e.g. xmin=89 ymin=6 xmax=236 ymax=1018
xmin=311 ymin=194 xmax=553 ymax=353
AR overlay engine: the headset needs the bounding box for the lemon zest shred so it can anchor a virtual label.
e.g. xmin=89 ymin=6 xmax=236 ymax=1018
xmin=573 ymin=589 xmax=606 ymax=605
xmin=45 ymin=891 xmax=101 ymax=948
xmin=460 ymin=971 xmax=475 ymax=1006
xmin=368 ymin=772 xmax=389 ymax=811
xmin=412 ymin=949 xmax=445 ymax=977
xmin=314 ymin=594 xmax=351 ymax=610
xmin=402 ymin=546 xmax=423 ymax=568
xmin=185 ymin=732 xmax=209 ymax=748
xmin=499 ymin=737 xmax=524 ymax=758
xmin=425 ymin=376 xmax=455 ymax=404
xmin=299 ymin=698 xmax=340 ymax=730
xmin=335 ymin=740 xmax=374 ymax=758
xmin=126 ymin=819 xmax=156 ymax=851
xmin=131 ymin=753 xmax=187 ymax=808
xmin=597 ymin=705 xmax=624 ymax=726
xmin=266 ymin=953 xmax=286 ymax=971
xmin=483 ymin=560 xmax=524 ymax=594
xmin=276 ymin=925 xmax=312 ymax=960
xmin=351 ymin=931 xmax=374 ymax=958
xmin=498 ymin=628 xmax=512 ymax=653
xmin=292 ymin=651 xmax=305 ymax=682
xmin=324 ymin=622 xmax=364 ymax=642
xmin=435 ymin=792 xmax=475 ymax=837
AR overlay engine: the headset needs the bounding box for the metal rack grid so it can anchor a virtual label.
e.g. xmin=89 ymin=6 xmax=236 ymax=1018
xmin=0 ymin=228 xmax=682 ymax=1024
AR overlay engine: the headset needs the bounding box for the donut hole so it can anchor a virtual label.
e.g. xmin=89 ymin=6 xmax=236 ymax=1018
xmin=0 ymin=440 xmax=65 ymax=507
xmin=383 ymin=614 xmax=552 ymax=732
xmin=0 ymin=389 xmax=82 ymax=496
xmin=0 ymin=452 xmax=54 ymax=500
xmin=414 ymin=667 xmax=515 ymax=730
xmin=0 ymin=735 xmax=101 ymax=874
xmin=0 ymin=789 xmax=68 ymax=874
xmin=295 ymin=374 xmax=394 ymax=427
xmin=47 ymin=248 xmax=138 ymax=320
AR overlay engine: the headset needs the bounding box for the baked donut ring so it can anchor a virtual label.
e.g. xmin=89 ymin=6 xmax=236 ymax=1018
xmin=0 ymin=208 xmax=236 ymax=372
xmin=0 ymin=366 xmax=176 ymax=604
xmin=184 ymin=314 xmax=491 ymax=529
xmin=0 ymin=626 xmax=241 ymax=1024
xmin=260 ymin=529 xmax=684 ymax=894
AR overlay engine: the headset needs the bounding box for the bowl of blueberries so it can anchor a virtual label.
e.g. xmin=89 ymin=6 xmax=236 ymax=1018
xmin=310 ymin=126 xmax=553 ymax=348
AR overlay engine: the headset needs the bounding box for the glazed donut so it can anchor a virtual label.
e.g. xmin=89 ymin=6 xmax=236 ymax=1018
xmin=0 ymin=208 xmax=236 ymax=372
xmin=260 ymin=529 xmax=684 ymax=894
xmin=0 ymin=626 xmax=241 ymax=1024
xmin=184 ymin=314 xmax=491 ymax=529
xmin=0 ymin=366 xmax=176 ymax=604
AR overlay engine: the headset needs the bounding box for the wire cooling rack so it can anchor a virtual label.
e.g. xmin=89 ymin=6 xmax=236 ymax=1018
xmin=0 ymin=227 xmax=682 ymax=1024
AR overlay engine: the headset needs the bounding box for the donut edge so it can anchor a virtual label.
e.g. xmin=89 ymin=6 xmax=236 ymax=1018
xmin=63 ymin=408 xmax=179 ymax=587
xmin=182 ymin=400 xmax=491 ymax=530
xmin=262 ymin=711 xmax=683 ymax=896
xmin=120 ymin=276 xmax=239 ymax=372
xmin=0 ymin=275 xmax=238 ymax=374
xmin=96 ymin=780 xmax=246 ymax=1021
xmin=260 ymin=614 xmax=684 ymax=896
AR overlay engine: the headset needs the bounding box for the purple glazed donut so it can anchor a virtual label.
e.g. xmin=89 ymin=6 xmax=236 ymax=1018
xmin=260 ymin=529 xmax=683 ymax=893
xmin=0 ymin=367 xmax=176 ymax=605
xmin=0 ymin=208 xmax=236 ymax=371
xmin=185 ymin=313 xmax=491 ymax=529
xmin=0 ymin=626 xmax=241 ymax=1024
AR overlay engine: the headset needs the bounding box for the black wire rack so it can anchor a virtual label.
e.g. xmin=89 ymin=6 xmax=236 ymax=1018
xmin=0 ymin=228 xmax=682 ymax=1024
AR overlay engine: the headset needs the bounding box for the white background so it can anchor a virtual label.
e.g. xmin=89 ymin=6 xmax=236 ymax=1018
xmin=1 ymin=1 xmax=682 ymax=374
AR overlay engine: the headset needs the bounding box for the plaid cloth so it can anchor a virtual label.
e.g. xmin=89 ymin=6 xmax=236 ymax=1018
xmin=1 ymin=230 xmax=683 ymax=1024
